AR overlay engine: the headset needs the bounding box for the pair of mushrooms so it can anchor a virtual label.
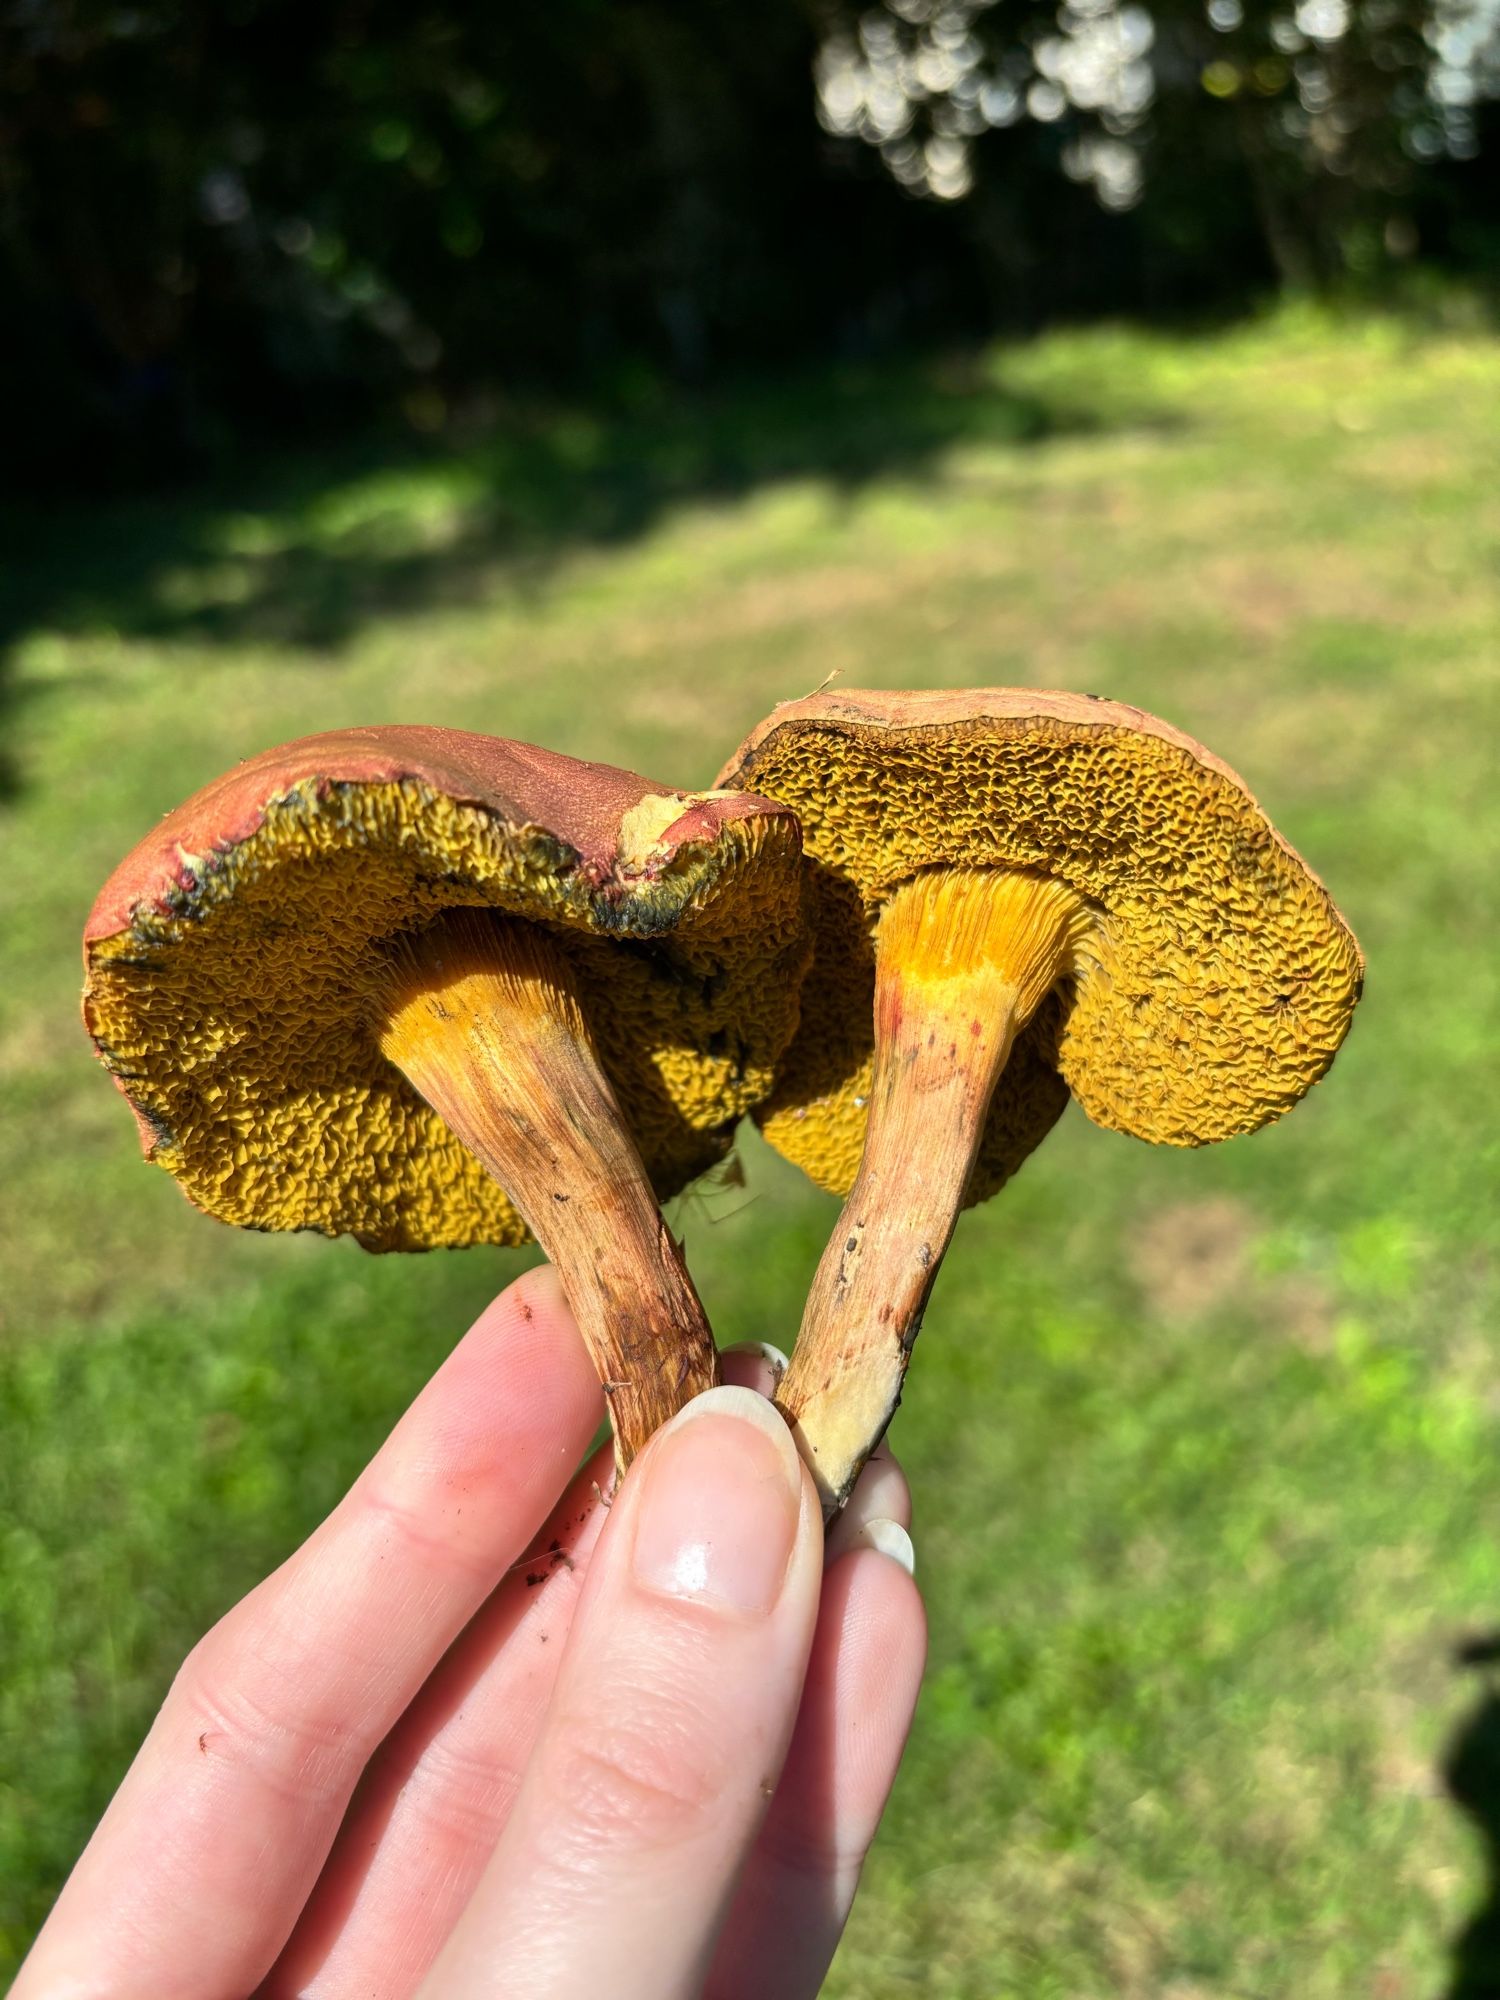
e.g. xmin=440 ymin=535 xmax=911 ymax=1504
xmin=83 ymin=693 xmax=1363 ymax=1515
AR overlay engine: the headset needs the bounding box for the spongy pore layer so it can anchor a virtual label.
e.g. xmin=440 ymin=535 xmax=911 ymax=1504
xmin=85 ymin=768 xmax=808 ymax=1249
xmin=718 ymin=689 xmax=1365 ymax=1202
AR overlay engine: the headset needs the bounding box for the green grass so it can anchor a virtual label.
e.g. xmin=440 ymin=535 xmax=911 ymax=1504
xmin=3 ymin=305 xmax=1499 ymax=1993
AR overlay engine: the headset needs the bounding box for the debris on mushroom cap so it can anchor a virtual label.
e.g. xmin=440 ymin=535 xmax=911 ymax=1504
xmin=83 ymin=726 xmax=809 ymax=1250
xmin=716 ymin=687 xmax=1364 ymax=1195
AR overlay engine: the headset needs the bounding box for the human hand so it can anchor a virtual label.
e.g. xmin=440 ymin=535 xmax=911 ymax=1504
xmin=18 ymin=1268 xmax=925 ymax=1998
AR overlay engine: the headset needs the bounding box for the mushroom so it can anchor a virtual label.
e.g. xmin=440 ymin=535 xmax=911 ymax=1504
xmin=717 ymin=688 xmax=1364 ymax=1513
xmin=83 ymin=726 xmax=809 ymax=1467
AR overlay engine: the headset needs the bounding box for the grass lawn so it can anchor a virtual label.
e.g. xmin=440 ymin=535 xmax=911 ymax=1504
xmin=3 ymin=305 xmax=1498 ymax=1993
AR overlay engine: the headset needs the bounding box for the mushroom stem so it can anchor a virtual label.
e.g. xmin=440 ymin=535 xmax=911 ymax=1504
xmin=776 ymin=868 xmax=1089 ymax=1516
xmin=378 ymin=909 xmax=719 ymax=1470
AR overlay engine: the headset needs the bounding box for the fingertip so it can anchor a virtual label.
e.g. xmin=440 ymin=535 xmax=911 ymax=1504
xmin=825 ymin=1450 xmax=912 ymax=1565
xmin=720 ymin=1340 xmax=790 ymax=1399
xmin=408 ymin=1266 xmax=602 ymax=1492
xmin=463 ymin=1262 xmax=556 ymax=1349
xmin=502 ymin=1259 xmax=571 ymax=1331
xmin=472 ymin=1265 xmax=596 ymax=1392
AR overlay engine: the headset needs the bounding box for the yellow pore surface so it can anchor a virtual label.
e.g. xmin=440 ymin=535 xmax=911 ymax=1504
xmin=84 ymin=778 xmax=808 ymax=1249
xmin=734 ymin=714 xmax=1365 ymax=1201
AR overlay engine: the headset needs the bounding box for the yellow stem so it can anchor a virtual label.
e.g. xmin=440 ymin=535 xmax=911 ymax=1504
xmin=378 ymin=910 xmax=719 ymax=1470
xmin=776 ymin=869 xmax=1088 ymax=1516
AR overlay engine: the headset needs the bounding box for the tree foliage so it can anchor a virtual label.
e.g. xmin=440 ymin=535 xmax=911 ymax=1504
xmin=0 ymin=0 xmax=1494 ymax=483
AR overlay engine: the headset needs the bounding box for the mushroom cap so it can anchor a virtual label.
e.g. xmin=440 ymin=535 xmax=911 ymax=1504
xmin=84 ymin=726 xmax=809 ymax=1249
xmin=716 ymin=688 xmax=1364 ymax=1200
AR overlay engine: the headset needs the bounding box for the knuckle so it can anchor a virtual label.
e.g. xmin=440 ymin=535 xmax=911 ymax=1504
xmin=551 ymin=1710 xmax=725 ymax=1851
xmin=404 ymin=1733 xmax=526 ymax=1851
xmin=172 ymin=1626 xmax=364 ymax=1808
xmin=353 ymin=1481 xmax=497 ymax=1586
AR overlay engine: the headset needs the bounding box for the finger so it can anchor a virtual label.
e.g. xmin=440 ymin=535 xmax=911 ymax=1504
xmin=263 ymin=1442 xmax=612 ymax=1999
xmin=16 ymin=1268 xmax=602 ymax=2000
xmin=264 ymin=1345 xmax=780 ymax=2000
xmin=418 ymin=1385 xmax=823 ymax=2000
xmin=707 ymin=1494 xmax=924 ymax=2000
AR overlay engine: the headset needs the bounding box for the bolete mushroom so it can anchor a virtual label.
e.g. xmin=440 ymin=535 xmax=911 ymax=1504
xmin=718 ymin=688 xmax=1364 ymax=1513
xmin=83 ymin=726 xmax=809 ymax=1466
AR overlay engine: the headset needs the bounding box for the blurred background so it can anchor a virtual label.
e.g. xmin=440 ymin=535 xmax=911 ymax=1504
xmin=2 ymin=0 xmax=1499 ymax=1991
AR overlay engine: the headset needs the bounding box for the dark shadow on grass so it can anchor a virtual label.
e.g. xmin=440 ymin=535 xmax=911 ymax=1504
xmin=1443 ymin=1635 xmax=1500 ymax=1999
xmin=0 ymin=348 xmax=1181 ymax=799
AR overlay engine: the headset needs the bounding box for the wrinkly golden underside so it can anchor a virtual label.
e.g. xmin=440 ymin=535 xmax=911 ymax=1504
xmin=85 ymin=778 xmax=808 ymax=1249
xmin=740 ymin=715 xmax=1364 ymax=1198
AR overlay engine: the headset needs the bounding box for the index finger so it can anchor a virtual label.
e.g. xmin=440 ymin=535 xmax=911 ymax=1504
xmin=15 ymin=1267 xmax=603 ymax=2000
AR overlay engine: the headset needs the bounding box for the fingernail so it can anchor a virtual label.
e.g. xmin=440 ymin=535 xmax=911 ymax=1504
xmin=824 ymin=1446 xmax=910 ymax=1566
xmin=839 ymin=1517 xmax=916 ymax=1577
xmin=631 ymin=1386 xmax=802 ymax=1616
